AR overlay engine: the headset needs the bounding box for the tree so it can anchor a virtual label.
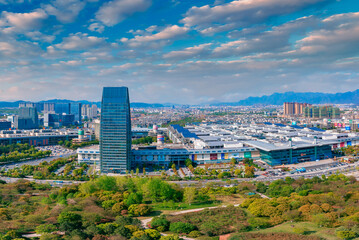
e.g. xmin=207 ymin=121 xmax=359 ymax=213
xmin=185 ymin=159 xmax=192 ymax=167
xmin=183 ymin=187 xmax=197 ymax=204
xmin=230 ymin=158 xmax=237 ymax=165
xmin=234 ymin=169 xmax=243 ymax=177
xmin=256 ymin=182 xmax=268 ymax=193
xmin=244 ymin=165 xmax=255 ymax=178
xmin=57 ymin=212 xmax=82 ymax=232
xmin=125 ymin=192 xmax=143 ymax=206
xmin=95 ymin=176 xmax=118 ymax=191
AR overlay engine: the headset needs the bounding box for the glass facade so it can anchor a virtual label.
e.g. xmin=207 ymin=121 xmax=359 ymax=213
xmin=70 ymin=103 xmax=82 ymax=122
xmin=260 ymin=145 xmax=333 ymax=166
xmin=100 ymin=87 xmax=131 ymax=173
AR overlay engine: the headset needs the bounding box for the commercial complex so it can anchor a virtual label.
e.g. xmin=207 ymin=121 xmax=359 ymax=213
xmin=78 ymin=120 xmax=359 ymax=169
xmin=0 ymin=129 xmax=78 ymax=146
xmin=100 ymin=87 xmax=131 ymax=174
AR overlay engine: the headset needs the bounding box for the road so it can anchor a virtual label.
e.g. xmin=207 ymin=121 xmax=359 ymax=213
xmin=0 ymin=153 xmax=75 ymax=170
xmin=0 ymin=176 xmax=84 ymax=186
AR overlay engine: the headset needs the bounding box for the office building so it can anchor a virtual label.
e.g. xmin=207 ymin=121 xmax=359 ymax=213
xmin=54 ymin=103 xmax=70 ymax=115
xmin=100 ymin=87 xmax=131 ymax=173
xmin=14 ymin=107 xmax=39 ymax=129
xmin=44 ymin=113 xmax=60 ymax=128
xmin=44 ymin=113 xmax=75 ymax=128
xmin=60 ymin=114 xmax=75 ymax=126
xmin=70 ymin=103 xmax=82 ymax=123
xmin=0 ymin=121 xmax=11 ymax=130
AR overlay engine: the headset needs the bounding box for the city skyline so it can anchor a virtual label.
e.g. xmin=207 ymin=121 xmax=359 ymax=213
xmin=0 ymin=0 xmax=359 ymax=104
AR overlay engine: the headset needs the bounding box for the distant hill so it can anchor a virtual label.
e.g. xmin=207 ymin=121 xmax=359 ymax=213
xmin=211 ymin=89 xmax=359 ymax=106
xmin=0 ymin=101 xmax=25 ymax=108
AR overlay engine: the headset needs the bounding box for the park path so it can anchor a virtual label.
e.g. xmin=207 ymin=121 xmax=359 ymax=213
xmin=140 ymin=204 xmax=241 ymax=239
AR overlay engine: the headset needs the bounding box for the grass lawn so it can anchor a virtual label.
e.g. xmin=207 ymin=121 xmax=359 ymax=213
xmin=253 ymin=222 xmax=340 ymax=240
xmin=151 ymin=201 xmax=221 ymax=211
xmin=215 ymin=194 xmax=245 ymax=205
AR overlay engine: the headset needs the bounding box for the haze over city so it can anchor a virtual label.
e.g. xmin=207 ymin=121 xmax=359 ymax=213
xmin=0 ymin=0 xmax=359 ymax=104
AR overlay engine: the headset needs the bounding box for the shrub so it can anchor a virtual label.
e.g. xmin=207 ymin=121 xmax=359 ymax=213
xmin=247 ymin=218 xmax=271 ymax=229
xmin=112 ymin=202 xmax=127 ymax=215
xmin=128 ymin=204 xmax=152 ymax=216
xmin=97 ymin=222 xmax=119 ymax=235
xmin=160 ymin=234 xmax=180 ymax=240
xmin=188 ymin=230 xmax=201 ymax=238
xmin=36 ymin=224 xmax=57 ymax=234
xmin=150 ymin=216 xmax=170 ymax=231
xmin=169 ymin=222 xmax=196 ymax=234
xmin=336 ymin=230 xmax=357 ymax=240
xmin=102 ymin=200 xmax=117 ymax=209
xmin=293 ymin=227 xmax=309 ymax=235
xmin=145 ymin=229 xmax=161 ymax=240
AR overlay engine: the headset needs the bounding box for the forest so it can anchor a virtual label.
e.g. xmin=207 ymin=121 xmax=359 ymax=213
xmin=0 ymin=173 xmax=358 ymax=240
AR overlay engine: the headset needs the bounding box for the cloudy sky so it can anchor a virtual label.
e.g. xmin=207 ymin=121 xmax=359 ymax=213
xmin=0 ymin=0 xmax=358 ymax=104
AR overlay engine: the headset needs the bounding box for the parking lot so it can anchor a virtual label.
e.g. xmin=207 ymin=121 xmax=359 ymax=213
xmin=36 ymin=145 xmax=76 ymax=157
xmin=1 ymin=145 xmax=76 ymax=170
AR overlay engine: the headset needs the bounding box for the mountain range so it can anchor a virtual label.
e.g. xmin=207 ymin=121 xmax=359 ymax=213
xmin=210 ymin=89 xmax=359 ymax=106
xmin=0 ymin=89 xmax=358 ymax=108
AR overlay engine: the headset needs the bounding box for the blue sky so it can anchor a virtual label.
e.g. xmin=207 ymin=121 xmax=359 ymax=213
xmin=0 ymin=0 xmax=358 ymax=104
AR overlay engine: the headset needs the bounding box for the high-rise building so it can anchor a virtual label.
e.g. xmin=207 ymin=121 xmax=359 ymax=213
xmin=303 ymin=105 xmax=341 ymax=119
xmin=0 ymin=120 xmax=11 ymax=130
xmin=19 ymin=102 xmax=44 ymax=112
xmin=43 ymin=103 xmax=55 ymax=113
xmin=70 ymin=103 xmax=82 ymax=123
xmin=54 ymin=103 xmax=70 ymax=114
xmin=81 ymin=104 xmax=98 ymax=119
xmin=100 ymin=87 xmax=131 ymax=174
xmin=14 ymin=107 xmax=39 ymax=129
xmin=283 ymin=102 xmax=310 ymax=116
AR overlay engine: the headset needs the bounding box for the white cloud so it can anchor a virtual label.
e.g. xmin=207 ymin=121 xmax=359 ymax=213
xmin=88 ymin=22 xmax=104 ymax=33
xmin=55 ymin=33 xmax=106 ymax=50
xmin=1 ymin=9 xmax=47 ymax=30
xmin=95 ymin=0 xmax=151 ymax=27
xmin=288 ymin=12 xmax=359 ymax=58
xmin=182 ymin=0 xmax=328 ymax=33
xmin=43 ymin=0 xmax=86 ymax=23
xmin=164 ymin=43 xmax=212 ymax=60
xmin=213 ymin=16 xmax=317 ymax=57
xmin=125 ymin=25 xmax=189 ymax=48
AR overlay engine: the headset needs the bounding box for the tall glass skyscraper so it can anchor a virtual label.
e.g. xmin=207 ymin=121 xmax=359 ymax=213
xmin=100 ymin=87 xmax=131 ymax=173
